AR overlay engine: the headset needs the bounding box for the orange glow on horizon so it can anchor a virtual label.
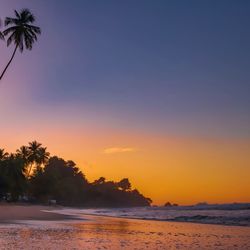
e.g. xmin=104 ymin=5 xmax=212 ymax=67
xmin=1 ymin=118 xmax=249 ymax=206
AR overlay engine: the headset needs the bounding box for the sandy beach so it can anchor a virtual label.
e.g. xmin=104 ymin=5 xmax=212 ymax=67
xmin=0 ymin=205 xmax=250 ymax=249
xmin=0 ymin=204 xmax=70 ymax=221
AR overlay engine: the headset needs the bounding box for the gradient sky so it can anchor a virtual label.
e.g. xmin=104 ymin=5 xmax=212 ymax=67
xmin=0 ymin=0 xmax=249 ymax=205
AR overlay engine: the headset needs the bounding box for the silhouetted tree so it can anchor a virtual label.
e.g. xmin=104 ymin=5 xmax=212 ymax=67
xmin=0 ymin=9 xmax=41 ymax=80
xmin=30 ymin=156 xmax=88 ymax=205
xmin=36 ymin=146 xmax=50 ymax=167
xmin=0 ymin=149 xmax=8 ymax=160
xmin=15 ymin=142 xmax=49 ymax=177
xmin=117 ymin=178 xmax=131 ymax=191
xmin=0 ymin=141 xmax=152 ymax=207
xmin=87 ymin=178 xmax=151 ymax=207
xmin=0 ymin=154 xmax=26 ymax=201
xmin=16 ymin=145 xmax=30 ymax=175
xmin=27 ymin=141 xmax=49 ymax=177
xmin=93 ymin=177 xmax=106 ymax=185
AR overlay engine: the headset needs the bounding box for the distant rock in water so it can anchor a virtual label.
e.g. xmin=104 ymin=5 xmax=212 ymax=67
xmin=164 ymin=202 xmax=178 ymax=207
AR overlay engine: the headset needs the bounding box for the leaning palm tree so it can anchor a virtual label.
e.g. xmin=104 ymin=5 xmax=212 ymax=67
xmin=0 ymin=9 xmax=41 ymax=81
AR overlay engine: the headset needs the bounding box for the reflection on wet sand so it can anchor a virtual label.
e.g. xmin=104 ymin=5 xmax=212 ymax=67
xmin=0 ymin=215 xmax=250 ymax=249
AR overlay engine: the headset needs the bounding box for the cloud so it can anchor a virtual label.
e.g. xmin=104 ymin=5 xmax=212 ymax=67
xmin=103 ymin=147 xmax=137 ymax=154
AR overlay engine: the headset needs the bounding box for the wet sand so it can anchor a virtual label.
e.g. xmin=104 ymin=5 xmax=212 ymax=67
xmin=0 ymin=204 xmax=70 ymax=221
xmin=0 ymin=205 xmax=250 ymax=249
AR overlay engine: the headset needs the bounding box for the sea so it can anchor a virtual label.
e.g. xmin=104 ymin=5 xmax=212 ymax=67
xmin=51 ymin=203 xmax=250 ymax=227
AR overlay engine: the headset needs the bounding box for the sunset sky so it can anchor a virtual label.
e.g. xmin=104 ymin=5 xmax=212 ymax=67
xmin=0 ymin=0 xmax=249 ymax=205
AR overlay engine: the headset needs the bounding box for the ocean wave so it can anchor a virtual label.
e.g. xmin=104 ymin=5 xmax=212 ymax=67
xmin=74 ymin=204 xmax=250 ymax=227
xmin=167 ymin=215 xmax=250 ymax=226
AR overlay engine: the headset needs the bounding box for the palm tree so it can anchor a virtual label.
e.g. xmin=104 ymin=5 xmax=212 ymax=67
xmin=0 ymin=9 xmax=41 ymax=81
xmin=0 ymin=149 xmax=8 ymax=160
xmin=27 ymin=140 xmax=42 ymax=177
xmin=16 ymin=145 xmax=30 ymax=160
xmin=16 ymin=145 xmax=30 ymax=174
xmin=36 ymin=147 xmax=50 ymax=167
xmin=26 ymin=141 xmax=49 ymax=177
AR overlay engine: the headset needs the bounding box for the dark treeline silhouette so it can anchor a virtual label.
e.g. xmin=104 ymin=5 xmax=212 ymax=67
xmin=0 ymin=141 xmax=152 ymax=207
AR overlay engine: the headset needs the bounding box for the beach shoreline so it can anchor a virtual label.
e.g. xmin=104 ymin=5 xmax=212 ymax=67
xmin=0 ymin=204 xmax=250 ymax=227
xmin=0 ymin=204 xmax=250 ymax=249
xmin=0 ymin=203 xmax=72 ymax=222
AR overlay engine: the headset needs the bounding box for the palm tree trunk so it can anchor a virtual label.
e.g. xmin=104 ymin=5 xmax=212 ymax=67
xmin=27 ymin=163 xmax=33 ymax=178
xmin=0 ymin=44 xmax=18 ymax=81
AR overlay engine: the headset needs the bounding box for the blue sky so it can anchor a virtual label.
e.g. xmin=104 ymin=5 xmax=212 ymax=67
xmin=1 ymin=0 xmax=250 ymax=137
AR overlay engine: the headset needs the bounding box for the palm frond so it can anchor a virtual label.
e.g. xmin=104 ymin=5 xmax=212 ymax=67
xmin=20 ymin=9 xmax=35 ymax=23
xmin=25 ymin=24 xmax=41 ymax=34
xmin=0 ymin=32 xmax=4 ymax=40
xmin=28 ymin=141 xmax=42 ymax=150
xmin=24 ymin=31 xmax=34 ymax=50
xmin=3 ymin=26 xmax=17 ymax=36
xmin=14 ymin=10 xmax=21 ymax=19
xmin=3 ymin=9 xmax=41 ymax=52
xmin=26 ymin=29 xmax=37 ymax=41
xmin=6 ymin=31 xmax=16 ymax=46
xmin=5 ymin=17 xmax=19 ymax=26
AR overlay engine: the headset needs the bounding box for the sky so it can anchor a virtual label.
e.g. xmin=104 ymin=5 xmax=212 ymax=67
xmin=0 ymin=0 xmax=249 ymax=205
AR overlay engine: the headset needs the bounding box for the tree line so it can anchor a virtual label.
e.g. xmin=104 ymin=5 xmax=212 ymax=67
xmin=0 ymin=141 xmax=152 ymax=207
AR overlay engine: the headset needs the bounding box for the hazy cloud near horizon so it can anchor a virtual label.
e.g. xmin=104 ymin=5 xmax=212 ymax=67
xmin=103 ymin=147 xmax=137 ymax=154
